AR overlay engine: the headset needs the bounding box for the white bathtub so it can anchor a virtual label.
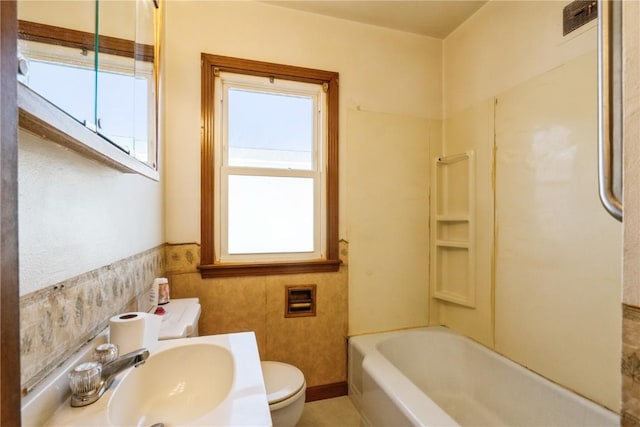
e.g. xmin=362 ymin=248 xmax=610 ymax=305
xmin=348 ymin=327 xmax=618 ymax=427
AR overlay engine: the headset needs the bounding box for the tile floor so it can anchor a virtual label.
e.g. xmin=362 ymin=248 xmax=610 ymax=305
xmin=297 ymin=396 xmax=361 ymax=427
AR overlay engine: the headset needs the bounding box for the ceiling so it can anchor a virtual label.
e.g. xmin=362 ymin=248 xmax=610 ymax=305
xmin=262 ymin=1 xmax=488 ymax=39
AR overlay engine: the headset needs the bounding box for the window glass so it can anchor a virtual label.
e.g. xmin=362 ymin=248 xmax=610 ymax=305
xmin=227 ymin=88 xmax=314 ymax=170
xmin=27 ymin=60 xmax=95 ymax=126
xmin=227 ymin=175 xmax=315 ymax=254
xmin=21 ymin=41 xmax=154 ymax=163
xmin=97 ymin=70 xmax=149 ymax=158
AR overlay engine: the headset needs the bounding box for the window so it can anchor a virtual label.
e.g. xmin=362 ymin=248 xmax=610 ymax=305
xmin=200 ymin=54 xmax=340 ymax=277
xmin=18 ymin=28 xmax=156 ymax=164
xmin=23 ymin=51 xmax=154 ymax=161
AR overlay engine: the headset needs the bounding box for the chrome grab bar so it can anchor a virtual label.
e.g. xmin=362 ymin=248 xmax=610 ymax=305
xmin=597 ymin=0 xmax=623 ymax=221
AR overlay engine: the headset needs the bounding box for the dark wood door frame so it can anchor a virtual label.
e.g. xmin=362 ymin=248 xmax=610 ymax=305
xmin=0 ymin=0 xmax=22 ymax=425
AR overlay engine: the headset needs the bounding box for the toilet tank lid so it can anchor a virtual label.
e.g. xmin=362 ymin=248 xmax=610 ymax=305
xmin=261 ymin=361 xmax=305 ymax=404
xmin=158 ymin=298 xmax=201 ymax=340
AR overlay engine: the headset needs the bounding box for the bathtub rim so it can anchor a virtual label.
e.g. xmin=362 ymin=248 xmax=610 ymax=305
xmin=349 ymin=326 xmax=619 ymax=426
xmin=362 ymin=350 xmax=460 ymax=426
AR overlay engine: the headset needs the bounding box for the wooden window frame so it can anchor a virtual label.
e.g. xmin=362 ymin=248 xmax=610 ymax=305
xmin=18 ymin=20 xmax=154 ymax=62
xmin=200 ymin=54 xmax=340 ymax=278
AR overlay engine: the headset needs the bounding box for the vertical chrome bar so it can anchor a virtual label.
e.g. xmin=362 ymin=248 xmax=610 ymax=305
xmin=598 ymin=0 xmax=623 ymax=221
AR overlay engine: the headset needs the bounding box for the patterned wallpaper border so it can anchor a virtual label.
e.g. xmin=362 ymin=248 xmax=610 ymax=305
xmin=623 ymin=303 xmax=640 ymax=424
xmin=20 ymin=245 xmax=165 ymax=395
xmin=165 ymin=239 xmax=350 ymax=275
xmin=166 ymin=242 xmax=201 ymax=274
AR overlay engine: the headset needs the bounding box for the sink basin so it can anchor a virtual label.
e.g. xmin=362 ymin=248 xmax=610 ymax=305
xmin=42 ymin=332 xmax=271 ymax=427
xmin=108 ymin=343 xmax=234 ymax=426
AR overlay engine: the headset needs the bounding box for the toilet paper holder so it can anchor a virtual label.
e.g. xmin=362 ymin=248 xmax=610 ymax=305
xmin=285 ymin=285 xmax=316 ymax=318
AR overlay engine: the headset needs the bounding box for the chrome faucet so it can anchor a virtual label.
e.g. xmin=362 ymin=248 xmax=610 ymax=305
xmin=69 ymin=348 xmax=149 ymax=407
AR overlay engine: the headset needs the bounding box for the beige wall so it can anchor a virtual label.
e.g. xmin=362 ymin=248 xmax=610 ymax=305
xmin=443 ymin=0 xmax=596 ymax=118
xmin=17 ymin=1 xmax=95 ymax=33
xmin=18 ymin=0 xmax=137 ymax=40
xmin=623 ymin=0 xmax=640 ymax=309
xmin=18 ymin=0 xmax=164 ymax=296
xmin=166 ymin=243 xmax=348 ymax=389
xmin=440 ymin=0 xmax=621 ymax=411
xmin=622 ymin=1 xmax=640 ymax=423
xmin=493 ymin=51 xmax=620 ymax=411
xmin=347 ymin=110 xmax=434 ymax=334
xmin=430 ymin=99 xmax=495 ymax=348
xmin=18 ymin=106 xmax=164 ymax=392
xmin=162 ymin=1 xmax=442 ymax=343
xmin=17 ymin=0 xmax=165 ymax=400
xmin=163 ymin=2 xmax=623 ymax=404
xmin=19 ymin=131 xmax=164 ymax=296
xmin=15 ymin=0 xmax=630 ymax=413
xmin=18 ymin=0 xmax=165 ymax=394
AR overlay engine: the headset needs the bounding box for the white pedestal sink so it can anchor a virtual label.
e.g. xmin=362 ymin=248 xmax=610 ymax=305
xmin=43 ymin=332 xmax=271 ymax=426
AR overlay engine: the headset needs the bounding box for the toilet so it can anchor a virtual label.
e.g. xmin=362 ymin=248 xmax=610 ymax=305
xmin=261 ymin=361 xmax=306 ymax=427
xmin=157 ymin=298 xmax=306 ymax=427
xmin=157 ymin=297 xmax=201 ymax=340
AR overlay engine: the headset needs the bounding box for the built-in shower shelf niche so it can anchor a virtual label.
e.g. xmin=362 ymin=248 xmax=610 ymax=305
xmin=431 ymin=151 xmax=476 ymax=308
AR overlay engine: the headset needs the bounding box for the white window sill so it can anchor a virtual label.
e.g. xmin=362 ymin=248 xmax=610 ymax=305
xmin=17 ymin=83 xmax=159 ymax=181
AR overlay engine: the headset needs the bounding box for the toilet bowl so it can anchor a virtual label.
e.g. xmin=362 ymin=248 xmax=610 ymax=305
xmin=261 ymin=361 xmax=306 ymax=427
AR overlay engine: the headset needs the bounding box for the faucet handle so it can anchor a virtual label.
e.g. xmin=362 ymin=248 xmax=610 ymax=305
xmin=93 ymin=343 xmax=119 ymax=364
xmin=69 ymin=361 xmax=102 ymax=397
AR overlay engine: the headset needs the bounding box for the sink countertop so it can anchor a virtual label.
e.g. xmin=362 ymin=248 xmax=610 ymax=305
xmin=43 ymin=332 xmax=271 ymax=427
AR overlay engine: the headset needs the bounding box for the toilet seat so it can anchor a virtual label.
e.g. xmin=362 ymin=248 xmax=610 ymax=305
xmin=261 ymin=361 xmax=305 ymax=405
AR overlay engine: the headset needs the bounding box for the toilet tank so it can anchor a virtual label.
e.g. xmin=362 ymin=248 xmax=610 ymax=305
xmin=157 ymin=298 xmax=201 ymax=339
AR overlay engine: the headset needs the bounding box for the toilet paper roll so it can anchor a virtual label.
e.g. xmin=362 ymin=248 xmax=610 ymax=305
xmin=109 ymin=312 xmax=161 ymax=356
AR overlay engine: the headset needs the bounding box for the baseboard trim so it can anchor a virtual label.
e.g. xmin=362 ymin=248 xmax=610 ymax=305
xmin=305 ymin=381 xmax=348 ymax=402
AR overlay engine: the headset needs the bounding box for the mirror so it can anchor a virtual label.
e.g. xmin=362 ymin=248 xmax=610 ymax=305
xmin=135 ymin=0 xmax=158 ymax=167
xmin=17 ymin=0 xmax=158 ymax=170
xmin=17 ymin=1 xmax=97 ymax=128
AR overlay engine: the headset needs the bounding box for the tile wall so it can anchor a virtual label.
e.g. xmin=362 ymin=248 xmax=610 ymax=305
xmin=166 ymin=241 xmax=349 ymax=389
xmin=19 ymin=246 xmax=165 ymax=395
